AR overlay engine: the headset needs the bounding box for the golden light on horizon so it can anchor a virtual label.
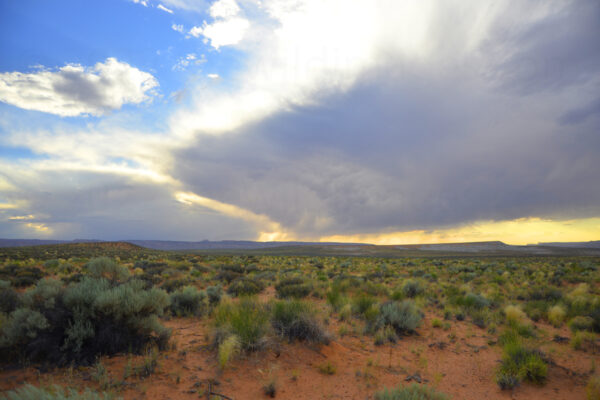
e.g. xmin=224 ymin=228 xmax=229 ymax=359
xmin=175 ymin=191 xmax=293 ymax=242
xmin=319 ymin=217 xmax=600 ymax=246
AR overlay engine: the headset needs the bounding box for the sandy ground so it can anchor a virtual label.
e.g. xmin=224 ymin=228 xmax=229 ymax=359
xmin=1 ymin=294 xmax=596 ymax=400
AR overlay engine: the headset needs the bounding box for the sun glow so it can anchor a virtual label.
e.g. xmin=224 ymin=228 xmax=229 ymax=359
xmin=175 ymin=191 xmax=293 ymax=241
xmin=319 ymin=217 xmax=600 ymax=245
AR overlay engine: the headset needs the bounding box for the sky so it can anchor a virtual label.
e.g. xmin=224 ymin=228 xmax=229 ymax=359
xmin=0 ymin=0 xmax=599 ymax=245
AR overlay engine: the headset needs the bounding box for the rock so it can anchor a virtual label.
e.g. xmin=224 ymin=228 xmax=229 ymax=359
xmin=553 ymin=335 xmax=569 ymax=343
xmin=405 ymin=373 xmax=422 ymax=383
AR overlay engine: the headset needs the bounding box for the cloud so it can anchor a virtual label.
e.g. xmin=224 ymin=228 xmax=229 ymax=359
xmin=0 ymin=58 xmax=158 ymax=117
xmin=172 ymin=53 xmax=206 ymax=71
xmin=157 ymin=4 xmax=174 ymax=13
xmin=175 ymin=191 xmax=291 ymax=240
xmin=209 ymin=0 xmax=240 ymax=18
xmin=160 ymin=0 xmax=207 ymax=13
xmin=172 ymin=23 xmax=184 ymax=32
xmin=188 ymin=26 xmax=203 ymax=38
xmin=558 ymin=96 xmax=600 ymax=126
xmin=165 ymin=0 xmax=600 ymax=239
xmin=8 ymin=215 xmax=35 ymax=220
xmin=130 ymin=0 xmax=206 ymax=12
xmin=187 ymin=0 xmax=249 ymax=49
xmin=171 ymin=59 xmax=600 ymax=238
xmin=482 ymin=0 xmax=600 ymax=95
xmin=2 ymin=0 xmax=599 ymax=242
xmin=0 ymin=166 xmax=260 ymax=240
xmin=200 ymin=17 xmax=249 ymax=49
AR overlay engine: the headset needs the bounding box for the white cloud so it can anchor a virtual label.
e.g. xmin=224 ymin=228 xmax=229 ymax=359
xmin=157 ymin=4 xmax=174 ymax=13
xmin=207 ymin=73 xmax=219 ymax=79
xmin=201 ymin=17 xmax=250 ymax=49
xmin=172 ymin=23 xmax=184 ymax=32
xmin=187 ymin=0 xmax=249 ymax=49
xmin=131 ymin=0 xmax=206 ymax=12
xmin=160 ymin=0 xmax=207 ymax=13
xmin=169 ymin=0 xmax=514 ymax=137
xmin=172 ymin=53 xmax=206 ymax=71
xmin=189 ymin=25 xmax=203 ymax=38
xmin=209 ymin=0 xmax=241 ymax=19
xmin=0 ymin=58 xmax=158 ymax=117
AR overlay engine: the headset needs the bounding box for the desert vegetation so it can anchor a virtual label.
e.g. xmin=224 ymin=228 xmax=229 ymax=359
xmin=1 ymin=243 xmax=599 ymax=399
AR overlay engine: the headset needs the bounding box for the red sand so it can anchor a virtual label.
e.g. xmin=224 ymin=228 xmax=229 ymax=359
xmin=1 ymin=304 xmax=596 ymax=399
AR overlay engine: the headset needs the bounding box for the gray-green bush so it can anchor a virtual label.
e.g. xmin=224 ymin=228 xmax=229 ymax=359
xmin=169 ymin=286 xmax=206 ymax=316
xmin=271 ymin=300 xmax=329 ymax=343
xmin=0 ymin=262 xmax=171 ymax=365
xmin=86 ymin=257 xmax=129 ymax=282
xmin=214 ymin=298 xmax=270 ymax=351
xmin=374 ymin=384 xmax=449 ymax=400
xmin=0 ymin=384 xmax=117 ymax=400
xmin=376 ymin=300 xmax=422 ymax=334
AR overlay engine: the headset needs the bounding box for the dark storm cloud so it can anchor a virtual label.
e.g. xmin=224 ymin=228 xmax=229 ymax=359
xmin=558 ymin=96 xmax=600 ymax=126
xmin=172 ymin=0 xmax=600 ymax=237
xmin=0 ymin=171 xmax=257 ymax=240
xmin=485 ymin=0 xmax=600 ymax=95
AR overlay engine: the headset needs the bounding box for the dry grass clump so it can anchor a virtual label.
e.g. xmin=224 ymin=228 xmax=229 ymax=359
xmin=218 ymin=335 xmax=240 ymax=370
xmin=504 ymin=305 xmax=528 ymax=325
xmin=547 ymin=305 xmax=566 ymax=327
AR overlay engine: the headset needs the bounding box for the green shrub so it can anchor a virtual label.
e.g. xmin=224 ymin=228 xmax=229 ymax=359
xmin=376 ymin=300 xmax=422 ymax=335
xmin=374 ymin=384 xmax=449 ymax=400
xmin=470 ymin=309 xmax=489 ymax=328
xmin=160 ymin=278 xmax=190 ymax=293
xmin=352 ymin=294 xmax=377 ymax=317
xmin=318 ymin=361 xmax=336 ymax=375
xmin=206 ymin=285 xmax=223 ymax=306
xmin=339 ymin=303 xmax=352 ymax=321
xmin=44 ymin=259 xmax=60 ymax=269
xmin=496 ymin=372 xmax=520 ymax=390
xmin=0 ymin=280 xmax=20 ymax=314
xmin=571 ymin=331 xmax=597 ymax=351
xmin=271 ymin=300 xmax=329 ymax=344
xmin=1 ymin=277 xmax=171 ymax=365
xmin=402 ymin=280 xmax=423 ymax=298
xmin=528 ymin=286 xmax=562 ymax=302
xmin=504 ymin=305 xmax=527 ymax=325
xmin=326 ymin=285 xmax=344 ymax=310
xmin=22 ymin=278 xmax=62 ymax=310
xmin=214 ymin=298 xmax=270 ymax=351
xmin=86 ymin=257 xmax=129 ymax=282
xmin=548 ymin=305 xmax=566 ymax=327
xmin=227 ymin=277 xmax=264 ymax=297
xmin=587 ymin=375 xmax=600 ymax=400
xmin=374 ymin=326 xmax=398 ymax=346
xmin=459 ymin=293 xmax=490 ymax=310
xmin=1 ymin=308 xmax=49 ymax=347
xmin=0 ymin=265 xmax=43 ymax=287
xmin=218 ymin=335 xmax=240 ymax=370
xmin=569 ymin=316 xmax=595 ymax=332
xmin=169 ymin=286 xmax=207 ymax=316
xmin=215 ymin=266 xmax=243 ymax=283
xmin=0 ymin=384 xmax=117 ymax=400
xmin=496 ymin=339 xmax=547 ymax=389
xmin=275 ymin=277 xmax=312 ymax=299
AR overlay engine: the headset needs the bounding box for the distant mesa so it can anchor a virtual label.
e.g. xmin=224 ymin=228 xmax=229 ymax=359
xmin=535 ymin=241 xmax=600 ymax=249
xmin=0 ymin=238 xmax=599 ymax=256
